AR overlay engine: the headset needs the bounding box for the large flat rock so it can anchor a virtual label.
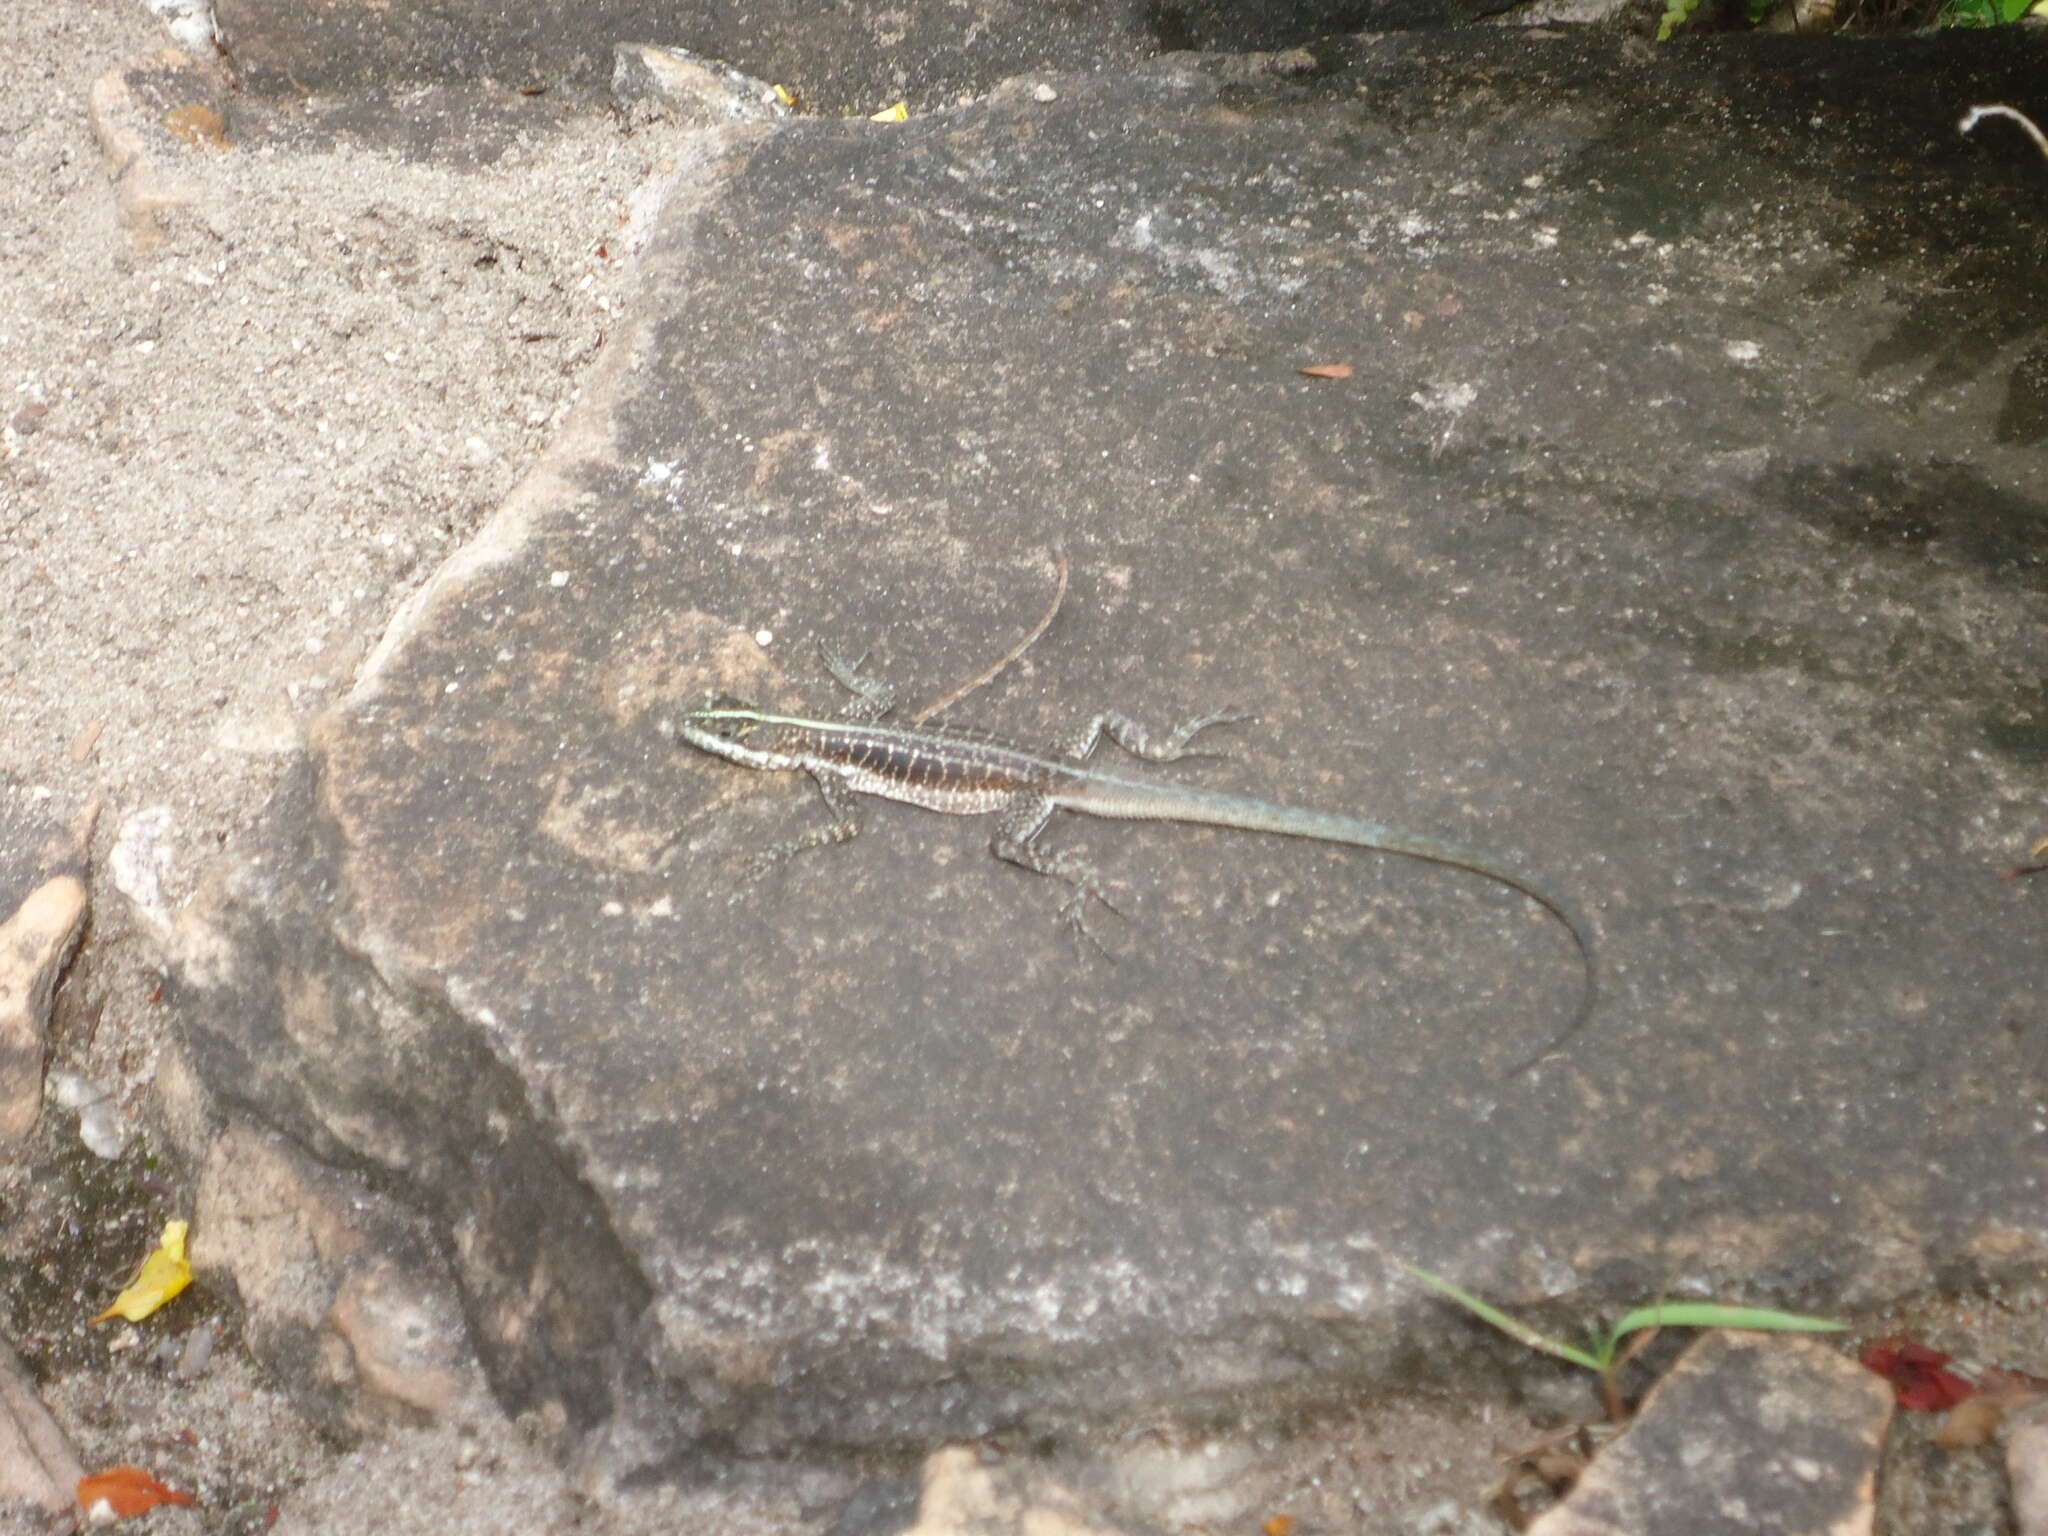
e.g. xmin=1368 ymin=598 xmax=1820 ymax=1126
xmin=171 ymin=31 xmax=2048 ymax=1485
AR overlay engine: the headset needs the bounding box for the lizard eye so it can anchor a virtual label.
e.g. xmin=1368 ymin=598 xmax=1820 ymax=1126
xmin=697 ymin=693 xmax=758 ymax=740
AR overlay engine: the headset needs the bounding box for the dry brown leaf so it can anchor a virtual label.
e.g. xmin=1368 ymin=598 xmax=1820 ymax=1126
xmin=1297 ymin=363 xmax=1353 ymax=379
xmin=1935 ymin=1394 xmax=2010 ymax=1449
xmin=1530 ymin=1449 xmax=1589 ymax=1490
xmin=76 ymin=1465 xmax=196 ymax=1517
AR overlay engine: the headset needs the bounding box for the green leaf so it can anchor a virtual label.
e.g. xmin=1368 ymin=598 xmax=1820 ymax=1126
xmin=1656 ymin=0 xmax=1705 ymax=40
xmin=1609 ymin=1302 xmax=1845 ymax=1336
xmin=1399 ymin=1263 xmax=1605 ymax=1372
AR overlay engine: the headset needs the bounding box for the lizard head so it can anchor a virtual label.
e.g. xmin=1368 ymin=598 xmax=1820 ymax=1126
xmin=674 ymin=694 xmax=804 ymax=772
xmin=681 ymin=693 xmax=764 ymax=743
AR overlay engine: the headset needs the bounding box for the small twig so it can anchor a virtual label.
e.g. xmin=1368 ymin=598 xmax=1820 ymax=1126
xmin=1959 ymin=104 xmax=2048 ymax=161
xmin=2003 ymin=835 xmax=2048 ymax=880
xmin=911 ymin=548 xmax=1069 ymax=723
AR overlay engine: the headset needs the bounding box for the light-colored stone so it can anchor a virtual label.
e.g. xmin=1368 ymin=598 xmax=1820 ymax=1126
xmin=86 ymin=47 xmax=230 ymax=250
xmin=609 ymin=44 xmax=790 ymax=129
xmin=1528 ymin=1332 xmax=1891 ymax=1536
xmin=107 ymin=806 xmax=176 ymax=945
xmin=0 ymin=875 xmax=88 ymax=1145
xmin=904 ymin=1447 xmax=1126 ymax=1536
xmin=0 ymin=1334 xmax=84 ymax=1516
xmin=193 ymin=1122 xmax=490 ymax=1436
xmin=2011 ymin=1403 xmax=2048 ymax=1536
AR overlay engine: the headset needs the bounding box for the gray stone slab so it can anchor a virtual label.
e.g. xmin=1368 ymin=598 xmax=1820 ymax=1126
xmin=169 ymin=30 xmax=2048 ymax=1485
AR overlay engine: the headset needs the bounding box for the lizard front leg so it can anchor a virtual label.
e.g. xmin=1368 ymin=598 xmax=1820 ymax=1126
xmin=741 ymin=768 xmax=866 ymax=882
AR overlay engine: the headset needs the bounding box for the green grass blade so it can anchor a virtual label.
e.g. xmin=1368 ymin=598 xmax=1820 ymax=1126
xmin=1399 ymin=1263 xmax=1604 ymax=1371
xmin=1610 ymin=1302 xmax=1845 ymax=1337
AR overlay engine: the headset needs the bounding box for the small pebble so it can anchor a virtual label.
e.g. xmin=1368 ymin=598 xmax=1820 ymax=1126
xmin=79 ymin=1100 xmax=135 ymax=1159
xmin=48 ymin=1070 xmax=108 ymax=1111
xmin=176 ymin=1323 xmax=218 ymax=1380
xmin=1032 ymin=83 xmax=1057 ymax=103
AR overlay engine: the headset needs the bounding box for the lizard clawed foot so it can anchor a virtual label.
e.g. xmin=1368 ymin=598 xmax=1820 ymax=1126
xmin=738 ymin=832 xmax=839 ymax=884
xmin=1060 ymin=879 xmax=1125 ymax=958
xmin=1172 ymin=708 xmax=1257 ymax=758
xmin=736 ymin=848 xmax=790 ymax=888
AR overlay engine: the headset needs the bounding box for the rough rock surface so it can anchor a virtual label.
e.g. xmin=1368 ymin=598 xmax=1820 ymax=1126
xmin=190 ymin=1123 xmax=492 ymax=1437
xmin=0 ymin=807 xmax=91 ymax=1146
xmin=166 ymin=20 xmax=2047 ymax=1493
xmin=1527 ymin=1331 xmax=1891 ymax=1536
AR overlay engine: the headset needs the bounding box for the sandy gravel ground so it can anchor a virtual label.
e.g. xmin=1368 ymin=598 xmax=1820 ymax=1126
xmin=0 ymin=2 xmax=697 ymax=1528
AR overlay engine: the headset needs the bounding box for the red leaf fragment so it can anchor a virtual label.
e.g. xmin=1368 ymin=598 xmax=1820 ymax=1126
xmin=77 ymin=1466 xmax=197 ymax=1517
xmin=1861 ymin=1336 xmax=1978 ymax=1411
xmin=1297 ymin=362 xmax=1353 ymax=379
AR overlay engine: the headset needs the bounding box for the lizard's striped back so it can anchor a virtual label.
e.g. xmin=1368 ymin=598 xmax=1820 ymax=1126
xmin=752 ymin=716 xmax=1061 ymax=815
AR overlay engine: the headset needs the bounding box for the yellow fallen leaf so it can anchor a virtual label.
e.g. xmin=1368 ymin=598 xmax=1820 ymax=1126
xmin=773 ymin=83 xmax=798 ymax=107
xmin=91 ymin=1220 xmax=192 ymax=1324
xmin=869 ymin=100 xmax=909 ymax=122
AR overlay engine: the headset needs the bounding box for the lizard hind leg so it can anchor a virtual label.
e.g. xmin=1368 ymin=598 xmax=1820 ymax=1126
xmin=990 ymin=793 xmax=1122 ymax=955
xmin=1058 ymin=708 xmax=1254 ymax=764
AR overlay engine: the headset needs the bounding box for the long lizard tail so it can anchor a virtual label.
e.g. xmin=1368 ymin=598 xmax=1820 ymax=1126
xmin=1061 ymin=778 xmax=1597 ymax=1073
